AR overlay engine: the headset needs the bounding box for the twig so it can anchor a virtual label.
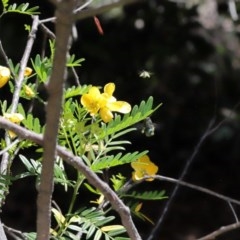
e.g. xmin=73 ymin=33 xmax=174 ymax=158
xmin=0 ymin=139 xmax=20 ymax=156
xmin=40 ymin=0 xmax=141 ymax=24
xmin=3 ymin=224 xmax=26 ymax=240
xmin=0 ymin=41 xmax=11 ymax=69
xmin=122 ymin=175 xmax=240 ymax=206
xmin=196 ymin=221 xmax=240 ymax=240
xmin=74 ymin=0 xmax=93 ymax=13
xmin=74 ymin=0 xmax=141 ymax=21
xmin=36 ymin=0 xmax=75 ymax=239
xmin=0 ymin=117 xmax=142 ymax=240
xmin=228 ymin=201 xmax=239 ymax=222
xmin=11 ymin=16 xmax=39 ymax=113
xmin=154 ymin=175 xmax=240 ymax=206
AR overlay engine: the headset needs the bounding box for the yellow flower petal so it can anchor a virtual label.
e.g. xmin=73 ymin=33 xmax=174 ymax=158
xmin=100 ymin=107 xmax=113 ymax=123
xmin=107 ymin=101 xmax=131 ymax=113
xmin=135 ymin=202 xmax=143 ymax=212
xmin=4 ymin=113 xmax=24 ymax=123
xmin=81 ymin=87 xmax=105 ymax=115
xmin=4 ymin=113 xmax=24 ymax=138
xmin=131 ymin=155 xmax=158 ymax=182
xmin=104 ymin=82 xmax=115 ymax=96
xmin=24 ymin=85 xmax=35 ymax=98
xmin=0 ymin=66 xmax=10 ymax=88
xmin=24 ymin=67 xmax=33 ymax=77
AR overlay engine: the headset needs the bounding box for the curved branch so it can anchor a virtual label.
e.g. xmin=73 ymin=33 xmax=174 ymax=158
xmin=0 ymin=117 xmax=142 ymax=240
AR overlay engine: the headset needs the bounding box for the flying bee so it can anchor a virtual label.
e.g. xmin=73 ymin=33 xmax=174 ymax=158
xmin=141 ymin=117 xmax=156 ymax=137
xmin=139 ymin=70 xmax=153 ymax=79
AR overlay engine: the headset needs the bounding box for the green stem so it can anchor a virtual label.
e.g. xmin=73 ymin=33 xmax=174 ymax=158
xmin=56 ymin=173 xmax=84 ymax=237
xmin=67 ymin=173 xmax=84 ymax=215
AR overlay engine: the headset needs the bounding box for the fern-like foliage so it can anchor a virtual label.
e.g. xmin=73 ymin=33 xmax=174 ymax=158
xmin=67 ymin=54 xmax=85 ymax=67
xmin=4 ymin=2 xmax=40 ymax=15
xmin=64 ymin=85 xmax=90 ymax=99
xmin=17 ymin=104 xmax=43 ymax=134
xmin=0 ymin=174 xmax=12 ymax=208
xmin=122 ymin=190 xmax=167 ymax=201
xmin=51 ymin=207 xmax=129 ymax=240
xmin=1 ymin=0 xmax=8 ymax=11
xmin=91 ymin=150 xmax=148 ymax=171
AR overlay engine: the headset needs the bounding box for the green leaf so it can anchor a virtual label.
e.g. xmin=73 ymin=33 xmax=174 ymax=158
xmin=67 ymin=54 xmax=85 ymax=67
xmin=2 ymin=0 xmax=9 ymax=9
xmin=91 ymin=150 xmax=148 ymax=171
xmin=123 ymin=190 xmax=167 ymax=200
xmin=93 ymin=229 xmax=102 ymax=240
xmin=6 ymin=3 xmax=40 ymax=15
xmin=31 ymin=54 xmax=51 ymax=83
xmin=64 ymin=85 xmax=90 ymax=99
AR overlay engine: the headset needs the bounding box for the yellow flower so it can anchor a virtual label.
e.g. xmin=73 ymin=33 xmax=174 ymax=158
xmin=24 ymin=67 xmax=33 ymax=77
xmin=0 ymin=66 xmax=10 ymax=88
xmin=81 ymin=86 xmax=106 ymax=116
xmin=4 ymin=113 xmax=24 ymax=138
xmin=24 ymin=85 xmax=35 ymax=98
xmin=100 ymin=83 xmax=131 ymax=122
xmin=131 ymin=155 xmax=158 ymax=181
xmin=81 ymin=83 xmax=131 ymax=123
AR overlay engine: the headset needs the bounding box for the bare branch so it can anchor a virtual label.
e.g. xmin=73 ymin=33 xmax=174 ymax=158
xmin=11 ymin=16 xmax=39 ymax=113
xmin=0 ymin=117 xmax=142 ymax=240
xmin=74 ymin=0 xmax=142 ymax=20
xmin=36 ymin=0 xmax=75 ymax=239
xmin=196 ymin=221 xmax=240 ymax=240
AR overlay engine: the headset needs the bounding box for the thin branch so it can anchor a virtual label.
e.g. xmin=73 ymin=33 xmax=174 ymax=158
xmin=74 ymin=0 xmax=141 ymax=21
xmin=11 ymin=16 xmax=39 ymax=113
xmin=40 ymin=0 xmax=141 ymax=24
xmin=36 ymin=0 xmax=75 ymax=239
xmin=74 ymin=0 xmax=93 ymax=13
xmin=196 ymin=221 xmax=240 ymax=240
xmin=228 ymin=201 xmax=239 ymax=222
xmin=0 ymin=117 xmax=142 ymax=240
xmin=122 ymin=175 xmax=240 ymax=206
xmin=155 ymin=175 xmax=240 ymax=206
xmin=0 ymin=41 xmax=11 ymax=69
xmin=3 ymin=224 xmax=25 ymax=240
xmin=39 ymin=23 xmax=56 ymax=39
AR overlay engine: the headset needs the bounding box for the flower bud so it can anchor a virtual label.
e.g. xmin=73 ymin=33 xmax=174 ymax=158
xmin=0 ymin=66 xmax=10 ymax=88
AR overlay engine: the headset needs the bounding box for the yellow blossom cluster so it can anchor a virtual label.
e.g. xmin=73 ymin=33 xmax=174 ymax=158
xmin=81 ymin=83 xmax=131 ymax=123
xmin=131 ymin=155 xmax=158 ymax=181
xmin=0 ymin=65 xmax=33 ymax=89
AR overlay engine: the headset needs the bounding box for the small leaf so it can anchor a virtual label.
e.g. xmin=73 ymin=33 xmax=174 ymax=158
xmin=101 ymin=225 xmax=124 ymax=232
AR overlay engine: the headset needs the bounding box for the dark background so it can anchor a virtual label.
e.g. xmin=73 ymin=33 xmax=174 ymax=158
xmin=1 ymin=0 xmax=240 ymax=239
